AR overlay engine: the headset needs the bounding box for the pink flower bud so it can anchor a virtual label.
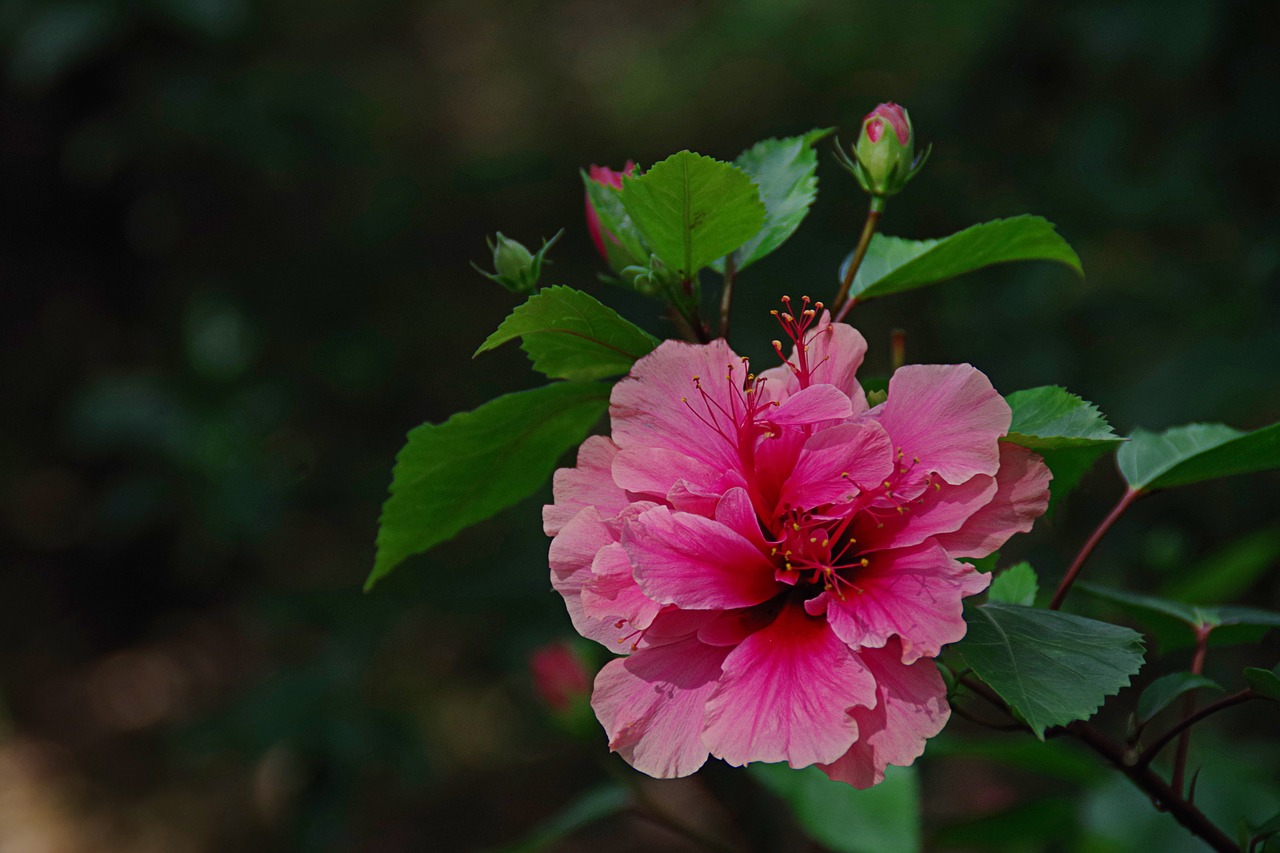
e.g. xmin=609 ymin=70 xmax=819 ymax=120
xmin=845 ymin=102 xmax=927 ymax=199
xmin=864 ymin=103 xmax=910 ymax=146
xmin=530 ymin=641 xmax=591 ymax=713
xmin=584 ymin=161 xmax=637 ymax=261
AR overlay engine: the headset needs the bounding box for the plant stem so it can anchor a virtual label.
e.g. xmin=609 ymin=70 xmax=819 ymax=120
xmin=951 ymin=702 xmax=1028 ymax=732
xmin=719 ymin=253 xmax=737 ymax=340
xmin=1049 ymin=488 xmax=1141 ymax=610
xmin=1136 ymin=687 xmax=1255 ymax=770
xmin=832 ymin=201 xmax=883 ymax=322
xmin=1062 ymin=722 xmax=1239 ymax=853
xmin=666 ymin=305 xmax=701 ymax=342
xmin=957 ymin=673 xmax=1239 ymax=850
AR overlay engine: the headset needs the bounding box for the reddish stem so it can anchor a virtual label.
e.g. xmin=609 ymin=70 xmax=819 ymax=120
xmin=719 ymin=254 xmax=737 ymax=340
xmin=832 ymin=206 xmax=881 ymax=321
xmin=1171 ymin=625 xmax=1212 ymax=796
xmin=1049 ymin=488 xmax=1141 ymax=610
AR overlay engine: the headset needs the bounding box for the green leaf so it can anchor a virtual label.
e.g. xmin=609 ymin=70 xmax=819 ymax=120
xmin=988 ymin=562 xmax=1039 ymax=606
xmin=1163 ymin=528 xmax=1280 ymax=605
xmin=1002 ymin=386 xmax=1124 ymax=508
xmin=749 ymin=763 xmax=919 ymax=853
xmin=1244 ymin=665 xmax=1280 ymax=701
xmin=957 ymin=603 xmax=1145 ymax=739
xmin=724 ymin=128 xmax=830 ymax=270
xmin=1136 ymin=672 xmax=1221 ymax=723
xmin=620 ymin=151 xmax=766 ymax=279
xmin=1004 ymin=386 xmax=1123 ymax=449
xmin=368 ymin=382 xmax=610 ymax=589
xmin=475 ymin=286 xmax=660 ymax=381
xmin=1117 ymin=421 xmax=1280 ymax=492
xmin=485 ymin=784 xmax=629 ymax=853
xmin=839 ymin=215 xmax=1082 ymax=302
xmin=1079 ymin=584 xmax=1280 ymax=650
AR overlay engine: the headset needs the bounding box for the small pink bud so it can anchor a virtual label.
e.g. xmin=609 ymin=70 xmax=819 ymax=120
xmin=847 ymin=102 xmax=926 ymax=199
xmin=865 ymin=103 xmax=910 ymax=146
xmin=530 ymin=641 xmax=591 ymax=713
xmin=584 ymin=161 xmax=637 ymax=261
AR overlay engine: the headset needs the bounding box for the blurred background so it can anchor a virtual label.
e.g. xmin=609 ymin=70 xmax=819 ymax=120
xmin=2 ymin=0 xmax=1278 ymax=850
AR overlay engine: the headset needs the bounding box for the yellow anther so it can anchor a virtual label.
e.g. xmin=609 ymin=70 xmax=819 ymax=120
xmin=860 ymin=558 xmax=869 ymax=567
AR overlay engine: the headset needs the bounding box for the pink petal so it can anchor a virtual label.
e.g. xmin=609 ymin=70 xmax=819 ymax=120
xmin=581 ymin=542 xmax=663 ymax=639
xmin=549 ymin=506 xmax=628 ymax=647
xmin=703 ymin=604 xmax=877 ymax=768
xmin=592 ymin=636 xmax=729 ymax=778
xmin=544 ymin=436 xmax=627 ymax=536
xmin=766 ymin=383 xmax=853 ymax=427
xmin=611 ymin=445 xmax=741 ymax=508
xmin=757 ymin=319 xmax=869 ymax=413
xmin=779 ymin=420 xmax=895 ymax=510
xmin=636 ymin=607 xmax=717 ymax=649
xmin=852 ymin=472 xmax=998 ymax=553
xmin=875 ymin=364 xmax=1010 ymax=485
xmin=819 ymin=639 xmax=950 ymax=788
xmin=816 ymin=541 xmax=990 ymax=662
xmin=625 ymin=506 xmax=779 ymax=610
xmin=934 ymin=443 xmax=1052 ymax=558
xmin=714 ymin=487 xmax=769 ymax=550
xmin=611 ymin=339 xmax=751 ymax=473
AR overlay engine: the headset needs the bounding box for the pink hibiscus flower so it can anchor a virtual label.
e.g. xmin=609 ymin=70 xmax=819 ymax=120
xmin=543 ymin=298 xmax=1051 ymax=786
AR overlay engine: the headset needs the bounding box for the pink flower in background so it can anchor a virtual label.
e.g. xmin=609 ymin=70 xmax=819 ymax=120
xmin=530 ymin=641 xmax=592 ymax=713
xmin=584 ymin=161 xmax=637 ymax=261
xmin=544 ymin=299 xmax=1051 ymax=786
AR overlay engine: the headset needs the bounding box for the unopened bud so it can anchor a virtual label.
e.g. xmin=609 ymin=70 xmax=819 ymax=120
xmin=584 ymin=161 xmax=637 ymax=263
xmin=835 ymin=102 xmax=931 ymax=203
xmin=472 ymin=229 xmax=562 ymax=293
xmin=492 ymin=233 xmax=534 ymax=279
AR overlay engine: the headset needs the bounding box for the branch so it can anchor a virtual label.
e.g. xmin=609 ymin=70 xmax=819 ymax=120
xmin=1136 ymin=687 xmax=1255 ymax=770
xmin=1049 ymin=488 xmax=1141 ymax=610
xmin=956 ymin=673 xmax=1239 ymax=851
xmin=1061 ymin=722 xmax=1239 ymax=853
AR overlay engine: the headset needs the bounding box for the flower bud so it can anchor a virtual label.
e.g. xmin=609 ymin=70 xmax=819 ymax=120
xmin=491 ymin=232 xmax=534 ymax=280
xmin=472 ymin=229 xmax=562 ymax=293
xmin=584 ymin=161 xmax=639 ymax=268
xmin=836 ymin=102 xmax=930 ymax=202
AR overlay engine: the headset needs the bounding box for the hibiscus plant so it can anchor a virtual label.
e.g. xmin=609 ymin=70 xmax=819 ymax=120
xmin=368 ymin=104 xmax=1280 ymax=852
